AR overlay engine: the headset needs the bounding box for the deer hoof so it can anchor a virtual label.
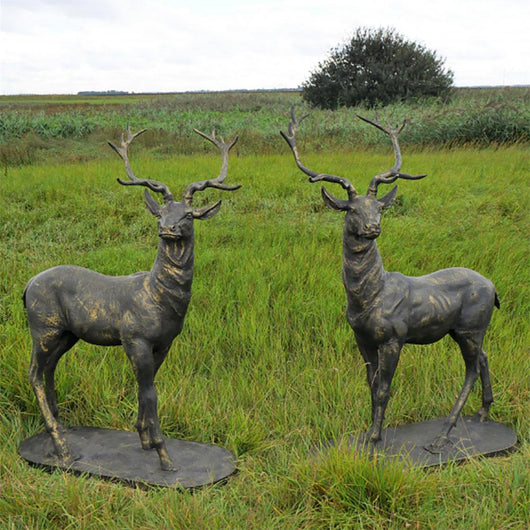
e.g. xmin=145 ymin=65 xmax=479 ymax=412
xmin=50 ymin=450 xmax=81 ymax=466
xmin=424 ymin=434 xmax=452 ymax=454
xmin=160 ymin=459 xmax=178 ymax=472
xmin=366 ymin=428 xmax=381 ymax=444
xmin=474 ymin=408 xmax=490 ymax=423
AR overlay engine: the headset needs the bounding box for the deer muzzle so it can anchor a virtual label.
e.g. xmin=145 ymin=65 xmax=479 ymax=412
xmin=159 ymin=225 xmax=183 ymax=240
xmin=362 ymin=225 xmax=381 ymax=239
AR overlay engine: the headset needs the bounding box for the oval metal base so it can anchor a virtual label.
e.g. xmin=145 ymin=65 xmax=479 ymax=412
xmin=19 ymin=426 xmax=237 ymax=488
xmin=317 ymin=417 xmax=517 ymax=467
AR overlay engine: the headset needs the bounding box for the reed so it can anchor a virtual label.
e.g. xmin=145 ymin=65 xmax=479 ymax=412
xmin=1 ymin=87 xmax=528 ymax=168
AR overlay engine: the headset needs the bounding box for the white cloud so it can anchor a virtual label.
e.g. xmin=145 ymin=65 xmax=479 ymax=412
xmin=1 ymin=0 xmax=528 ymax=94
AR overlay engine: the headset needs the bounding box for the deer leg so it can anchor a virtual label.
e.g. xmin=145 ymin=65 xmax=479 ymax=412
xmin=356 ymin=339 xmax=379 ymax=422
xmin=367 ymin=362 xmax=378 ymax=423
xmin=367 ymin=340 xmax=401 ymax=444
xmin=135 ymin=346 xmax=171 ymax=451
xmin=43 ymin=352 xmax=62 ymax=420
xmin=28 ymin=334 xmax=78 ymax=464
xmin=44 ymin=332 xmax=78 ymax=419
xmin=425 ymin=332 xmax=480 ymax=453
xmin=153 ymin=346 xmax=170 ymax=378
xmin=126 ymin=344 xmax=153 ymax=451
xmin=124 ymin=340 xmax=176 ymax=472
xmin=476 ymin=350 xmax=493 ymax=422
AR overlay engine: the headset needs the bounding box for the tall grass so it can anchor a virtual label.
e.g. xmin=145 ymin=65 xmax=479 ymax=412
xmin=1 ymin=143 xmax=528 ymax=527
xmin=1 ymin=88 xmax=529 ymax=168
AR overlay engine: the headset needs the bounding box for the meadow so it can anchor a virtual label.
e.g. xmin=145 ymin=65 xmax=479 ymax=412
xmin=0 ymin=89 xmax=529 ymax=528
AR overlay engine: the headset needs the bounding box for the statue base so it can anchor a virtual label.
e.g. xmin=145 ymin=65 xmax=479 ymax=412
xmin=19 ymin=426 xmax=237 ymax=488
xmin=318 ymin=416 xmax=517 ymax=467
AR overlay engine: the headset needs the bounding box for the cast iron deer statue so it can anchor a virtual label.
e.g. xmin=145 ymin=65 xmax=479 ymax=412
xmin=23 ymin=124 xmax=240 ymax=471
xmin=281 ymin=109 xmax=499 ymax=453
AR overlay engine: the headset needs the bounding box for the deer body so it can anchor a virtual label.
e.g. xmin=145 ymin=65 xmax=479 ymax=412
xmin=343 ymin=239 xmax=497 ymax=346
xmin=281 ymin=110 xmax=498 ymax=452
xmin=25 ymin=126 xmax=239 ymax=471
xmin=25 ymin=238 xmax=192 ymax=348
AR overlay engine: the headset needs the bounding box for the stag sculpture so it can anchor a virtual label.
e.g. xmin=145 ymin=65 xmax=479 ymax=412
xmin=24 ymin=125 xmax=240 ymax=471
xmin=281 ymin=109 xmax=499 ymax=453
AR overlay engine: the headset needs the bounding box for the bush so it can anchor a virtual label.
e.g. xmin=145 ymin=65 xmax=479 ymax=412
xmin=302 ymin=27 xmax=454 ymax=109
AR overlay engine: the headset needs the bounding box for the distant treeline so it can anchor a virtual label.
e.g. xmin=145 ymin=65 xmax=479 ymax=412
xmin=77 ymin=88 xmax=300 ymax=96
xmin=77 ymin=90 xmax=131 ymax=96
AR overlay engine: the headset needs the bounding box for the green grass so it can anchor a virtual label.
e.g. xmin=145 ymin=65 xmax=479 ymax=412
xmin=1 ymin=88 xmax=529 ymax=169
xmin=0 ymin=143 xmax=528 ymax=528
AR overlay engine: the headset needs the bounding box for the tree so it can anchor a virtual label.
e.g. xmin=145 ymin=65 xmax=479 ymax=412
xmin=302 ymin=27 xmax=454 ymax=109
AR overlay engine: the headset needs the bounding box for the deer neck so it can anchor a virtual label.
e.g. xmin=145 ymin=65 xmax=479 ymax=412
xmin=342 ymin=230 xmax=386 ymax=313
xmin=149 ymin=236 xmax=194 ymax=307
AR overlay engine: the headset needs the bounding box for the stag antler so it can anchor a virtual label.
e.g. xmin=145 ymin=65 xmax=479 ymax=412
xmin=109 ymin=124 xmax=174 ymax=202
xmin=280 ymin=107 xmax=358 ymax=201
xmin=357 ymin=114 xmax=427 ymax=196
xmin=183 ymin=129 xmax=241 ymax=206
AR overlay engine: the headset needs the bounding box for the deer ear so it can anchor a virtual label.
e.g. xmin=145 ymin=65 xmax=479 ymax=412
xmin=378 ymin=185 xmax=398 ymax=210
xmin=321 ymin=186 xmax=351 ymax=211
xmin=192 ymin=200 xmax=222 ymax=220
xmin=144 ymin=189 xmax=162 ymax=217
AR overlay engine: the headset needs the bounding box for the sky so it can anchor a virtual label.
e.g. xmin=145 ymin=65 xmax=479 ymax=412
xmin=1 ymin=0 xmax=529 ymax=95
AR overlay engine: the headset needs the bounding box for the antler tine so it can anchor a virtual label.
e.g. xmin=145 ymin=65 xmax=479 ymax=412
xmin=280 ymin=107 xmax=358 ymax=200
xmin=193 ymin=128 xmax=239 ymax=166
xmin=357 ymin=114 xmax=427 ymax=196
xmin=108 ymin=123 xmax=148 ymax=166
xmin=109 ymin=124 xmax=174 ymax=201
xmin=280 ymin=106 xmax=310 ymax=152
xmin=183 ymin=129 xmax=241 ymax=205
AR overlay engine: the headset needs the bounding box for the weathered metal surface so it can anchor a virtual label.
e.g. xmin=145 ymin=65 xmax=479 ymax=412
xmin=19 ymin=427 xmax=237 ymax=488
xmin=316 ymin=417 xmax=517 ymax=468
xmin=281 ymin=109 xmax=503 ymax=453
xmin=22 ymin=125 xmax=240 ymax=472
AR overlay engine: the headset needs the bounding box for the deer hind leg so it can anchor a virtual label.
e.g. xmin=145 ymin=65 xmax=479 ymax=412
xmin=28 ymin=332 xmax=78 ymax=464
xmin=476 ymin=349 xmax=493 ymax=421
xmin=425 ymin=330 xmax=482 ymax=453
xmin=367 ymin=339 xmax=401 ymax=444
xmin=124 ymin=340 xmax=176 ymax=472
xmin=43 ymin=332 xmax=78 ymax=419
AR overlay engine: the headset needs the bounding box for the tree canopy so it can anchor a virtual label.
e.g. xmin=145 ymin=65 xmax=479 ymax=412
xmin=302 ymin=27 xmax=454 ymax=109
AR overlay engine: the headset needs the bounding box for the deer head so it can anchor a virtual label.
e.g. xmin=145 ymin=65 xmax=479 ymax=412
xmin=109 ymin=124 xmax=241 ymax=241
xmin=280 ymin=109 xmax=426 ymax=240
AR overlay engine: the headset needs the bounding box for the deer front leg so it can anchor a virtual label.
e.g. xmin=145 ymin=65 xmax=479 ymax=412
xmin=367 ymin=339 xmax=402 ymax=444
xmin=124 ymin=339 xmax=177 ymax=472
xmin=356 ymin=339 xmax=379 ymax=422
xmin=135 ymin=346 xmax=172 ymax=451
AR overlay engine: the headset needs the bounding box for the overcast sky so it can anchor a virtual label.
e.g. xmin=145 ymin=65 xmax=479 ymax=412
xmin=1 ymin=0 xmax=529 ymax=95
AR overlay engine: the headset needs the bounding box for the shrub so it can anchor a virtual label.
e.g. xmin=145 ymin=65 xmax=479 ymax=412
xmin=302 ymin=27 xmax=454 ymax=109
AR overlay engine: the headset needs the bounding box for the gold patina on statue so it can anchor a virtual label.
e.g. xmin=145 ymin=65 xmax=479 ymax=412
xmin=281 ymin=109 xmax=501 ymax=456
xmin=23 ymin=124 xmax=240 ymax=473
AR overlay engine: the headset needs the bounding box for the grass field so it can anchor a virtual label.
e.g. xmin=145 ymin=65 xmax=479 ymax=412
xmin=0 ymin=91 xmax=529 ymax=528
xmin=1 ymin=87 xmax=529 ymax=167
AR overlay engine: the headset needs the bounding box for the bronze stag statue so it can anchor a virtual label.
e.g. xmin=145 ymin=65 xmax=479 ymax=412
xmin=24 ymin=125 xmax=240 ymax=471
xmin=281 ymin=109 xmax=499 ymax=453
